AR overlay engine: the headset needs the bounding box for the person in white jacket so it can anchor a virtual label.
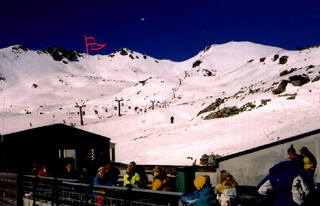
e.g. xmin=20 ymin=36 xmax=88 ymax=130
xmin=215 ymin=170 xmax=238 ymax=206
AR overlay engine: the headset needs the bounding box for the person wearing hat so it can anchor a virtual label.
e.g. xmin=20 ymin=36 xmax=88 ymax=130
xmin=287 ymin=144 xmax=304 ymax=168
xmin=179 ymin=175 xmax=219 ymax=206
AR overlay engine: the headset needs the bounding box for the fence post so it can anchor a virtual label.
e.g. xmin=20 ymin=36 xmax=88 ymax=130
xmin=16 ymin=174 xmax=23 ymax=206
xmin=51 ymin=177 xmax=55 ymax=206
xmin=32 ymin=176 xmax=38 ymax=206
xmin=85 ymin=184 xmax=92 ymax=206
xmin=53 ymin=177 xmax=59 ymax=206
xmin=123 ymin=187 xmax=131 ymax=206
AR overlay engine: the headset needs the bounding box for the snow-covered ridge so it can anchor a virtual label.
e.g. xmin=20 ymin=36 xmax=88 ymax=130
xmin=1 ymin=41 xmax=320 ymax=165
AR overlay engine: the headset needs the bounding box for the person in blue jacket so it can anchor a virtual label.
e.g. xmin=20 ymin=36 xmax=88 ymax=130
xmin=179 ymin=175 xmax=219 ymax=206
xmin=93 ymin=166 xmax=108 ymax=204
xmin=257 ymin=158 xmax=312 ymax=206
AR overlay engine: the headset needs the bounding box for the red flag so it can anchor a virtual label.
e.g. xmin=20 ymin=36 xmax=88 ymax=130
xmin=85 ymin=36 xmax=107 ymax=54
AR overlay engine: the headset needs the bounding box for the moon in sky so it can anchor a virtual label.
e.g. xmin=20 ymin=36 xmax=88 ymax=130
xmin=141 ymin=18 xmax=145 ymax=21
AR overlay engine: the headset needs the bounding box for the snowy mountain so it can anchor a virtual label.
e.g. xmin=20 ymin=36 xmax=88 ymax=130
xmin=1 ymin=41 xmax=320 ymax=165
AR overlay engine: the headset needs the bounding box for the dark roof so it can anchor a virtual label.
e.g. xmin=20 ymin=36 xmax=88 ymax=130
xmin=2 ymin=123 xmax=110 ymax=150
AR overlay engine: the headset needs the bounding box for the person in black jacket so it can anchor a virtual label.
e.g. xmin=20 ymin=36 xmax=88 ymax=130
xmin=105 ymin=163 xmax=120 ymax=186
xmin=62 ymin=163 xmax=77 ymax=179
xmin=129 ymin=161 xmax=148 ymax=187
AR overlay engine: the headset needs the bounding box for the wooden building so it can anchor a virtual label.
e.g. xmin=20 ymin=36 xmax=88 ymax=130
xmin=0 ymin=124 xmax=111 ymax=177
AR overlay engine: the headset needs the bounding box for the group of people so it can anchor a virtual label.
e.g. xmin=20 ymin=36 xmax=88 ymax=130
xmin=93 ymin=161 xmax=174 ymax=205
xmin=30 ymin=162 xmax=93 ymax=184
xmin=179 ymin=145 xmax=317 ymax=206
xmin=31 ymin=144 xmax=317 ymax=206
xmin=257 ymin=145 xmax=317 ymax=206
xmin=30 ymin=164 xmax=50 ymax=178
xmin=93 ymin=161 xmax=172 ymax=190
xmin=179 ymin=170 xmax=238 ymax=206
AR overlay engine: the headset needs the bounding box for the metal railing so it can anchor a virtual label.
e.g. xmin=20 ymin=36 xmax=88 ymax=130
xmin=21 ymin=175 xmax=183 ymax=206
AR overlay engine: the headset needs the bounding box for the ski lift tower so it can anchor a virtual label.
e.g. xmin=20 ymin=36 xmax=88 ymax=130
xmin=115 ymin=98 xmax=124 ymax=116
xmin=75 ymin=102 xmax=86 ymax=126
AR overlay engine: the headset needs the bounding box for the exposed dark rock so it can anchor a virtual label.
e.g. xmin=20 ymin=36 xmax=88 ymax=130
xmin=312 ymin=75 xmax=320 ymax=82
xmin=12 ymin=45 xmax=28 ymax=52
xmin=278 ymin=93 xmax=297 ymax=98
xmin=204 ymin=46 xmax=212 ymax=52
xmin=203 ymin=106 xmax=240 ymax=120
xmin=197 ymin=98 xmax=224 ymax=116
xmin=272 ymin=54 xmax=279 ymax=62
xmin=138 ymin=77 xmax=152 ymax=86
xmin=289 ymin=75 xmax=310 ymax=86
xmin=272 ymin=80 xmax=289 ymax=94
xmin=202 ymin=69 xmax=215 ymax=76
xmin=279 ymin=56 xmax=288 ymax=65
xmin=45 ymin=46 xmax=79 ymax=61
xmin=200 ymin=153 xmax=221 ymax=166
xmin=118 ymin=48 xmax=128 ymax=56
xmin=260 ymin=57 xmax=266 ymax=62
xmin=52 ymin=51 xmax=63 ymax=61
xmin=240 ymin=102 xmax=256 ymax=112
xmin=234 ymin=90 xmax=245 ymax=98
xmin=307 ymin=65 xmax=315 ymax=71
xmin=261 ymin=99 xmax=271 ymax=105
xmin=280 ymin=68 xmax=297 ymax=76
xmin=192 ymin=60 xmax=202 ymax=68
xmin=62 ymin=49 xmax=77 ymax=61
xmin=0 ymin=73 xmax=5 ymax=81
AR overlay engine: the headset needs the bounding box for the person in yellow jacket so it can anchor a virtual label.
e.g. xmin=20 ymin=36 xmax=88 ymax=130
xmin=152 ymin=166 xmax=170 ymax=191
xmin=123 ymin=165 xmax=141 ymax=188
xmin=215 ymin=170 xmax=238 ymax=206
xmin=300 ymin=147 xmax=317 ymax=186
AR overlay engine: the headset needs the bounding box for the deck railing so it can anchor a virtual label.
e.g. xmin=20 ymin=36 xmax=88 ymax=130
xmin=21 ymin=175 xmax=183 ymax=206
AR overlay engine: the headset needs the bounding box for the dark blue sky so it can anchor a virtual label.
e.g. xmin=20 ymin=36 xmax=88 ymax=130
xmin=1 ymin=0 xmax=320 ymax=61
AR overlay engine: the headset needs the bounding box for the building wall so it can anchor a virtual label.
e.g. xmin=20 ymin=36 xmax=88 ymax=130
xmin=211 ymin=133 xmax=320 ymax=187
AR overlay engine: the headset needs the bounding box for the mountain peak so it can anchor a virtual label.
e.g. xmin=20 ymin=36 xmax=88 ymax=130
xmin=1 ymin=41 xmax=320 ymax=165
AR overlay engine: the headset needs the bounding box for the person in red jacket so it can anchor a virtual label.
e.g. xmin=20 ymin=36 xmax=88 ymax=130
xmin=38 ymin=165 xmax=50 ymax=177
xmin=38 ymin=165 xmax=50 ymax=183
